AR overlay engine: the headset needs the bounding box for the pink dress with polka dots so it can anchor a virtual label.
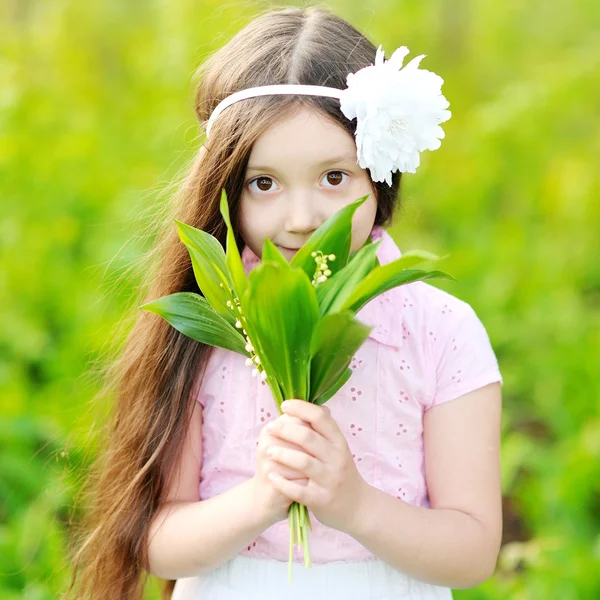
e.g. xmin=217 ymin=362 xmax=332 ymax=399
xmin=177 ymin=226 xmax=502 ymax=597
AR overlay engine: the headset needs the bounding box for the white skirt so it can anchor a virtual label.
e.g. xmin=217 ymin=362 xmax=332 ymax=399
xmin=171 ymin=554 xmax=454 ymax=600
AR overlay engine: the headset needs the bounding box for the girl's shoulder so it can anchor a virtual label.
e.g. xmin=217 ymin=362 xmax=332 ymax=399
xmin=374 ymin=227 xmax=483 ymax=331
xmin=358 ymin=272 xmax=503 ymax=409
xmin=403 ymin=281 xmax=503 ymax=409
xmin=403 ymin=279 xmax=480 ymax=324
xmin=357 ymin=274 xmax=484 ymax=350
xmin=398 ymin=279 xmax=498 ymax=361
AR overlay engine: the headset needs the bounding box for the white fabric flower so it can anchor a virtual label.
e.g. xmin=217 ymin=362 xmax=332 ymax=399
xmin=339 ymin=45 xmax=451 ymax=185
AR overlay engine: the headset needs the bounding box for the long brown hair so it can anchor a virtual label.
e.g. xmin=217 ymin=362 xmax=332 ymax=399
xmin=62 ymin=6 xmax=402 ymax=600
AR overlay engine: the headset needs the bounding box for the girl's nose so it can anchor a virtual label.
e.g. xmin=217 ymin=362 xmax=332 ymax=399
xmin=284 ymin=193 xmax=322 ymax=234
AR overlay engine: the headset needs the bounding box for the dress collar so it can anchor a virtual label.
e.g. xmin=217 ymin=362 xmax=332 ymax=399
xmin=240 ymin=226 xmax=404 ymax=349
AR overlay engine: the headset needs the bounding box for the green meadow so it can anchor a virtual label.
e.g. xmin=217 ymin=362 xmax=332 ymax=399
xmin=1 ymin=0 xmax=598 ymax=598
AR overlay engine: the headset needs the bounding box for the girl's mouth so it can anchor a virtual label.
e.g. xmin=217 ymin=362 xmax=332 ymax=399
xmin=277 ymin=245 xmax=300 ymax=254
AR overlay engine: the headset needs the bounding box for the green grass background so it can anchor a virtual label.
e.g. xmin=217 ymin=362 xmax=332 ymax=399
xmin=1 ymin=0 xmax=599 ymax=598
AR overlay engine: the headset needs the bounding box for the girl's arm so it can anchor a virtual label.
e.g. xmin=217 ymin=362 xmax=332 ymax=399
xmin=146 ymin=400 xmax=277 ymax=580
xmin=346 ymin=382 xmax=503 ymax=589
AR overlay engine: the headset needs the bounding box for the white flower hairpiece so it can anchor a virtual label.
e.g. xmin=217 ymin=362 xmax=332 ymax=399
xmin=339 ymin=45 xmax=451 ymax=184
xmin=204 ymin=45 xmax=451 ymax=185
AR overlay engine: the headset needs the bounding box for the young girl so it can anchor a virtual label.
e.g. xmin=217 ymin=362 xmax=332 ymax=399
xmin=65 ymin=7 xmax=503 ymax=600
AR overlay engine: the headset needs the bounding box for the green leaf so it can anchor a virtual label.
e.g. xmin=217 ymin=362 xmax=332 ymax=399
xmin=220 ymin=189 xmax=247 ymax=299
xmin=140 ymin=292 xmax=249 ymax=356
xmin=316 ymin=239 xmax=381 ymax=315
xmin=340 ymin=266 xmax=456 ymax=314
xmin=175 ymin=220 xmax=235 ymax=325
xmin=313 ymin=368 xmax=352 ymax=406
xmin=290 ymin=195 xmax=368 ymax=280
xmin=385 ymin=249 xmax=448 ymax=270
xmin=308 ymin=311 xmax=371 ymax=402
xmin=261 ymin=238 xmax=288 ymax=267
xmin=175 ymin=219 xmax=231 ymax=282
xmin=245 ymin=262 xmax=319 ymax=400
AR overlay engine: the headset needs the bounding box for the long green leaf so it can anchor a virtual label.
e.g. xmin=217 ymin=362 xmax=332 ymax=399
xmin=175 ymin=220 xmax=235 ymax=324
xmin=290 ymin=195 xmax=368 ymax=280
xmin=245 ymin=262 xmax=319 ymax=400
xmin=140 ymin=292 xmax=249 ymax=356
xmin=308 ymin=311 xmax=371 ymax=402
xmin=175 ymin=219 xmax=232 ymax=283
xmin=316 ymin=239 xmax=381 ymax=315
xmin=384 ymin=249 xmax=447 ymax=270
xmin=313 ymin=368 xmax=352 ymax=406
xmin=261 ymin=238 xmax=289 ymax=266
xmin=220 ymin=189 xmax=247 ymax=299
xmin=213 ymin=236 xmax=289 ymax=407
xmin=341 ymin=267 xmax=455 ymax=314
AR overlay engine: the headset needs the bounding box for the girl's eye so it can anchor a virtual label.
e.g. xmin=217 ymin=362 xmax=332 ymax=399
xmin=323 ymin=171 xmax=348 ymax=187
xmin=248 ymin=171 xmax=348 ymax=192
xmin=248 ymin=176 xmax=278 ymax=193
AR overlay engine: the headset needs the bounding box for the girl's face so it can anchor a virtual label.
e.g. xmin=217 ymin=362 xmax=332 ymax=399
xmin=238 ymin=105 xmax=378 ymax=261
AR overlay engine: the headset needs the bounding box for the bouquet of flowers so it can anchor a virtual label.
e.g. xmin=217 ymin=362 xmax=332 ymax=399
xmin=140 ymin=189 xmax=453 ymax=582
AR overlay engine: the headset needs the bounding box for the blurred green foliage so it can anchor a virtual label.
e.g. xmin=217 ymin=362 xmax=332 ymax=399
xmin=1 ymin=0 xmax=599 ymax=598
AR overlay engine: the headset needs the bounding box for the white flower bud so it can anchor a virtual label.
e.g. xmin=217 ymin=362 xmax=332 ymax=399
xmin=318 ymin=275 xmax=327 ymax=283
xmin=245 ymin=358 xmax=253 ymax=366
xmin=260 ymin=370 xmax=268 ymax=381
xmin=329 ymin=254 xmax=336 ymax=261
xmin=245 ymin=343 xmax=254 ymax=353
xmin=252 ymin=369 xmax=259 ymax=377
xmin=235 ymin=320 xmax=242 ymax=328
xmin=324 ymin=269 xmax=332 ymax=276
xmin=253 ymin=356 xmax=261 ymax=365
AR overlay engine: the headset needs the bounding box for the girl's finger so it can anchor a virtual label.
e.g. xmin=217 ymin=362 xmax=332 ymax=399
xmin=263 ymin=429 xmax=308 ymax=457
xmin=267 ymin=472 xmax=312 ymax=505
xmin=266 ymin=445 xmax=324 ymax=481
xmin=267 ymin=458 xmax=307 ymax=481
xmin=281 ymin=400 xmax=340 ymax=445
xmin=260 ymin=424 xmax=311 ymax=480
xmin=266 ymin=420 xmax=328 ymax=462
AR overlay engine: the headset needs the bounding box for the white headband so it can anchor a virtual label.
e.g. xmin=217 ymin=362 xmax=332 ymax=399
xmin=204 ymin=45 xmax=451 ymax=185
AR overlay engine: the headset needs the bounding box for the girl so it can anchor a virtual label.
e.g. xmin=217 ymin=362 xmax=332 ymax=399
xmin=64 ymin=6 xmax=503 ymax=600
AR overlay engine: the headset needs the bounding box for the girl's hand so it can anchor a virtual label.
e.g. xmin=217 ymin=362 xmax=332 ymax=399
xmin=252 ymin=413 xmax=313 ymax=525
xmin=264 ymin=400 xmax=369 ymax=534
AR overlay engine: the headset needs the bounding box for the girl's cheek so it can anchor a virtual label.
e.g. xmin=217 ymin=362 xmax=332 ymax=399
xmin=244 ymin=191 xmax=280 ymax=208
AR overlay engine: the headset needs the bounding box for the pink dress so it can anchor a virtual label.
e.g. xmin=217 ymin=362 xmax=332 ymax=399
xmin=171 ymin=226 xmax=503 ymax=600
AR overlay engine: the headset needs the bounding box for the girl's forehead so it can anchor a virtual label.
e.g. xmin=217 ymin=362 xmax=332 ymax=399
xmin=247 ymin=106 xmax=356 ymax=168
xmin=256 ymin=105 xmax=346 ymax=137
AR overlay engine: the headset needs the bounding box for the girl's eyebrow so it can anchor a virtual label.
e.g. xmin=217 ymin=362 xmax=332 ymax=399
xmin=246 ymin=153 xmax=356 ymax=173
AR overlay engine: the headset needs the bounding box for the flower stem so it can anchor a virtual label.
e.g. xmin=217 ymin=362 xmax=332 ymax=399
xmin=295 ymin=503 xmax=301 ymax=547
xmin=287 ymin=501 xmax=313 ymax=583
xmin=288 ymin=503 xmax=294 ymax=584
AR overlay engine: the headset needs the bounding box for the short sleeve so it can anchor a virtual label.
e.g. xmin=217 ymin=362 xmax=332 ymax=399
xmin=426 ymin=303 xmax=503 ymax=410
